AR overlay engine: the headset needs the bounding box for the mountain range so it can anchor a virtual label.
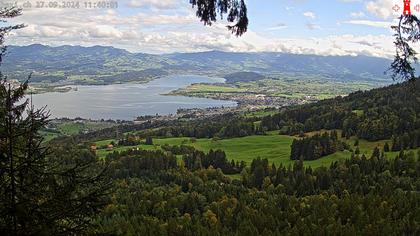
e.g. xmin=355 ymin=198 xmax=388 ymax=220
xmin=1 ymin=44 xmax=396 ymax=85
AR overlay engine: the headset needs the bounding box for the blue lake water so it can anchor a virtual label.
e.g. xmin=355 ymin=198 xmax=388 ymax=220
xmin=32 ymin=75 xmax=236 ymax=120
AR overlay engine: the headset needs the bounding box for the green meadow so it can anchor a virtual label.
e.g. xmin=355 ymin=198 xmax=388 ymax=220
xmin=94 ymin=130 xmax=419 ymax=169
xmin=57 ymin=121 xmax=116 ymax=135
xmin=154 ymin=134 xmax=295 ymax=166
xmin=170 ymin=77 xmax=380 ymax=100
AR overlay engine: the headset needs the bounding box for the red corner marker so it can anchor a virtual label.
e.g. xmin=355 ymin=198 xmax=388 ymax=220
xmin=404 ymin=0 xmax=411 ymax=15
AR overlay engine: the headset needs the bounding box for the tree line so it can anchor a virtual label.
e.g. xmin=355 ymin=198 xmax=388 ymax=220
xmin=390 ymin=129 xmax=420 ymax=151
xmin=183 ymin=149 xmax=246 ymax=174
xmin=105 ymin=146 xmax=245 ymax=176
xmin=290 ymin=131 xmax=348 ymax=160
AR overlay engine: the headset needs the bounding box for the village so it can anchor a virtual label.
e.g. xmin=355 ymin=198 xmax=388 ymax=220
xmin=134 ymin=93 xmax=315 ymax=124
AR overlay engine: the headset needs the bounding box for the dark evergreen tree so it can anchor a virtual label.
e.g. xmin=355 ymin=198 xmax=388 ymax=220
xmin=290 ymin=132 xmax=346 ymax=160
xmin=371 ymin=146 xmax=380 ymax=159
xmin=355 ymin=147 xmax=361 ymax=155
xmin=0 ymin=8 xmax=24 ymax=64
xmin=0 ymin=79 xmax=111 ymax=235
xmin=189 ymin=0 xmax=248 ymax=36
xmin=389 ymin=15 xmax=420 ymax=81
xmin=145 ymin=136 xmax=153 ymax=145
xmin=354 ymin=139 xmax=359 ymax=146
xmin=0 ymin=10 xmax=110 ymax=235
xmin=384 ymin=142 xmax=390 ymax=152
xmin=252 ymin=165 xmax=265 ymax=188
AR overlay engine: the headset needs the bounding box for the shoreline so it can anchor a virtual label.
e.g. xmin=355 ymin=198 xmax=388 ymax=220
xmin=30 ymin=75 xmax=238 ymax=121
xmin=27 ymin=73 xmax=224 ymax=95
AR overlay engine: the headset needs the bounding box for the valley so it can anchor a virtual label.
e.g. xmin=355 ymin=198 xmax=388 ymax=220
xmin=5 ymin=48 xmax=420 ymax=235
xmin=2 ymin=1 xmax=420 ymax=234
xmin=5 ymin=45 xmax=392 ymax=96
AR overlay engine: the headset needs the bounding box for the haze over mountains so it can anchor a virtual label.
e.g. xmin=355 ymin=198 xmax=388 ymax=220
xmin=2 ymin=44 xmax=395 ymax=84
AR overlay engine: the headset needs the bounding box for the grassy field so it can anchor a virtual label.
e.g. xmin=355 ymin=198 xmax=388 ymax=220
xmin=169 ymin=77 xmax=382 ymax=100
xmin=40 ymin=131 xmax=61 ymax=142
xmin=242 ymin=109 xmax=279 ymax=118
xmin=95 ymin=143 xmax=157 ymax=158
xmin=93 ymin=134 xmax=295 ymax=165
xmin=41 ymin=120 xmax=117 ymax=142
xmin=176 ymin=83 xmax=246 ymax=93
xmin=155 ymin=133 xmax=295 ymax=166
xmin=57 ymin=121 xmax=116 ymax=135
xmin=94 ymin=130 xmax=419 ymax=169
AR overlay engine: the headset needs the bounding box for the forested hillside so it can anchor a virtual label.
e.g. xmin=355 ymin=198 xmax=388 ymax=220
xmin=261 ymin=80 xmax=420 ymax=142
xmin=94 ymin=147 xmax=420 ymax=235
xmin=224 ymin=72 xmax=265 ymax=83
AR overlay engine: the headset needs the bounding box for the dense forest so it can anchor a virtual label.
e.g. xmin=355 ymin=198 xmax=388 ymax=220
xmin=72 ymin=133 xmax=419 ymax=235
xmin=105 ymin=146 xmax=245 ymax=176
xmin=290 ymin=131 xmax=348 ymax=160
xmin=94 ymin=148 xmax=420 ymax=235
xmin=183 ymin=149 xmax=246 ymax=174
xmin=261 ymin=80 xmax=419 ymax=141
xmin=390 ymin=129 xmax=420 ymax=151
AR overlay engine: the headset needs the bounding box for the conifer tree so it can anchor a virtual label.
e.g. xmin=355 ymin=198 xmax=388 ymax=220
xmin=371 ymin=146 xmax=380 ymax=159
xmin=354 ymin=139 xmax=359 ymax=147
xmin=145 ymin=136 xmax=153 ymax=145
xmin=383 ymin=142 xmax=390 ymax=152
xmin=389 ymin=15 xmax=420 ymax=81
xmin=189 ymin=0 xmax=248 ymax=36
xmin=0 ymin=8 xmax=110 ymax=235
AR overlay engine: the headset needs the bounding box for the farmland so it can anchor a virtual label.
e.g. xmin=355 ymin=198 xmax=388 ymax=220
xmin=94 ymin=130 xmax=418 ymax=169
xmin=169 ymin=76 xmax=384 ymax=102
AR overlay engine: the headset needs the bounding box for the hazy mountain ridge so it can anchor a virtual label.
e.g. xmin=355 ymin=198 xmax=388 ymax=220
xmin=224 ymin=72 xmax=266 ymax=83
xmin=2 ymin=44 xmax=395 ymax=84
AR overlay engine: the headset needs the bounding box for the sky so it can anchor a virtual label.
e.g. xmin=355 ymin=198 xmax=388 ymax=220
xmin=1 ymin=0 xmax=412 ymax=58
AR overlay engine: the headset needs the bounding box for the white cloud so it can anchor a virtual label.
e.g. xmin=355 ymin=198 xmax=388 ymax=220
xmin=366 ymin=0 xmax=394 ymax=19
xmin=0 ymin=1 xmax=405 ymax=59
xmin=343 ymin=20 xmax=391 ymax=28
xmin=306 ymin=23 xmax=321 ymax=30
xmin=127 ymin=0 xmax=180 ymax=9
xmin=267 ymin=23 xmax=288 ymax=31
xmin=303 ymin=11 xmax=316 ymax=19
xmin=267 ymin=34 xmax=397 ymax=58
xmin=8 ymin=18 xmax=399 ymax=59
xmin=350 ymin=11 xmax=365 ymax=18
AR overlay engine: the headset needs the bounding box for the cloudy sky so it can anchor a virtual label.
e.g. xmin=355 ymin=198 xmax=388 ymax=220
xmin=2 ymin=0 xmax=410 ymax=57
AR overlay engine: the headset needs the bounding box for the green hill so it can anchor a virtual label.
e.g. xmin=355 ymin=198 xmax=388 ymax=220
xmin=3 ymin=44 xmax=397 ymax=85
xmin=224 ymin=72 xmax=265 ymax=83
xmin=261 ymin=79 xmax=420 ymax=142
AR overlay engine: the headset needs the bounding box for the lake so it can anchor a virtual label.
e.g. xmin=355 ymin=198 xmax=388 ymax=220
xmin=32 ymin=75 xmax=236 ymax=120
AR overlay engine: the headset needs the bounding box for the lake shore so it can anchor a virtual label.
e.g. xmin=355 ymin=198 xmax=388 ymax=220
xmin=30 ymin=75 xmax=237 ymax=120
